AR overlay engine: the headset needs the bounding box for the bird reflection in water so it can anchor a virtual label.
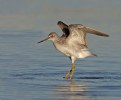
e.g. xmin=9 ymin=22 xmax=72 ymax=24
xmin=54 ymin=81 xmax=88 ymax=100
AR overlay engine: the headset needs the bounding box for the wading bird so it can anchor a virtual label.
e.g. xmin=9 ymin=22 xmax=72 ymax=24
xmin=38 ymin=21 xmax=109 ymax=79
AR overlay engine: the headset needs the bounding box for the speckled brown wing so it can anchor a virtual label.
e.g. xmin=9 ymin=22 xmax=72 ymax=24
xmin=57 ymin=21 xmax=70 ymax=37
xmin=83 ymin=26 xmax=109 ymax=37
xmin=66 ymin=24 xmax=87 ymax=48
xmin=66 ymin=24 xmax=109 ymax=48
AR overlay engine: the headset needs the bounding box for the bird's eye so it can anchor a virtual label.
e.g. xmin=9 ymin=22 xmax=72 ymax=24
xmin=52 ymin=34 xmax=55 ymax=37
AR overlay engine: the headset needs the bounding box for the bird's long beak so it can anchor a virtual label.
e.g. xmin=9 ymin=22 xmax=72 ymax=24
xmin=37 ymin=37 xmax=49 ymax=43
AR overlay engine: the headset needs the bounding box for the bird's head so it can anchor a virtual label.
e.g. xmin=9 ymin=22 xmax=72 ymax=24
xmin=38 ymin=32 xmax=59 ymax=43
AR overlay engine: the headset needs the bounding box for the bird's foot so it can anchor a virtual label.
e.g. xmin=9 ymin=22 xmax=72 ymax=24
xmin=63 ymin=63 xmax=75 ymax=80
xmin=63 ymin=69 xmax=73 ymax=80
xmin=63 ymin=71 xmax=71 ymax=79
xmin=70 ymin=68 xmax=75 ymax=80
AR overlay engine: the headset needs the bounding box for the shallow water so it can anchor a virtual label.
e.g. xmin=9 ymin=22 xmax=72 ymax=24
xmin=0 ymin=30 xmax=121 ymax=100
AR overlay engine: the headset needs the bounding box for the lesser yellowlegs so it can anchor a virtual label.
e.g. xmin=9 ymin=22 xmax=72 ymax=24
xmin=38 ymin=21 xmax=109 ymax=79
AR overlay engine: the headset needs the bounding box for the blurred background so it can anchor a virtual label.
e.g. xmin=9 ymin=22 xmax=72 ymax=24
xmin=0 ymin=0 xmax=120 ymax=32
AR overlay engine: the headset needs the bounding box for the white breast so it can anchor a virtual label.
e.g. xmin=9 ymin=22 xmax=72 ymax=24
xmin=54 ymin=43 xmax=71 ymax=56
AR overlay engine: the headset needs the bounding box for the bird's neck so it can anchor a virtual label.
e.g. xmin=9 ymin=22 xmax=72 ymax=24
xmin=53 ymin=37 xmax=65 ymax=46
xmin=52 ymin=36 xmax=60 ymax=43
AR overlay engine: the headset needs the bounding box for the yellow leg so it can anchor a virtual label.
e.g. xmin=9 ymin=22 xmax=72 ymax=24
xmin=64 ymin=71 xmax=71 ymax=79
xmin=64 ymin=63 xmax=75 ymax=80
xmin=70 ymin=63 xmax=75 ymax=80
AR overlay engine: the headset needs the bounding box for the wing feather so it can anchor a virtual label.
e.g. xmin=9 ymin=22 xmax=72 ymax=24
xmin=84 ymin=26 xmax=109 ymax=37
xmin=57 ymin=22 xmax=109 ymax=49
xmin=67 ymin=24 xmax=87 ymax=48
